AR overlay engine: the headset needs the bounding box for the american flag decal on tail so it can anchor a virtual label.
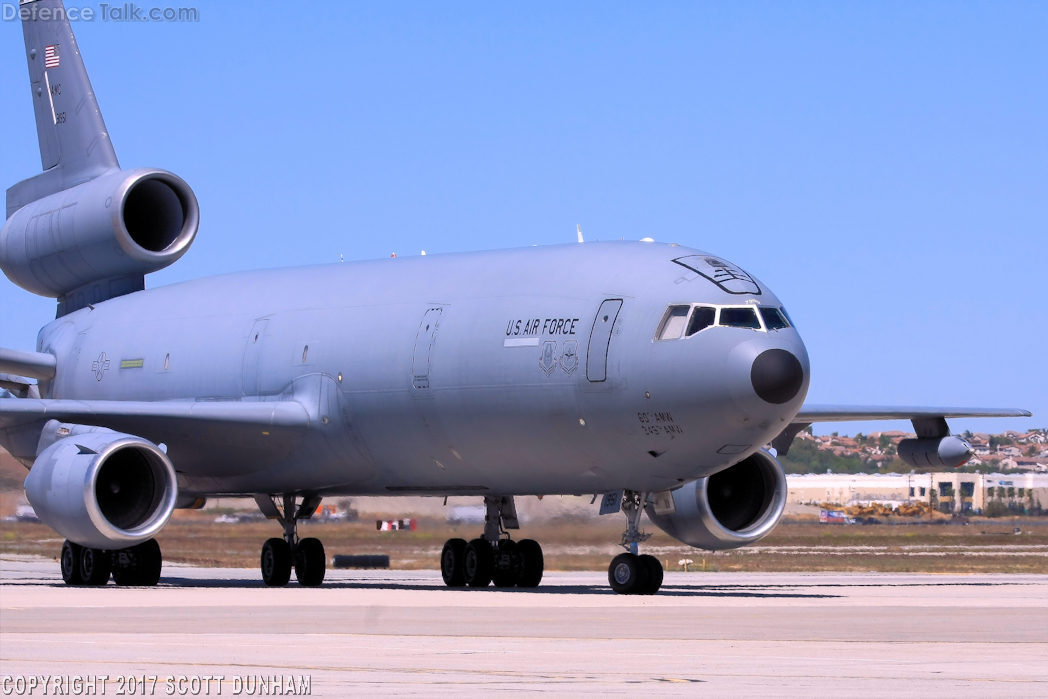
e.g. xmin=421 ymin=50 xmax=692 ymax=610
xmin=45 ymin=45 xmax=60 ymax=69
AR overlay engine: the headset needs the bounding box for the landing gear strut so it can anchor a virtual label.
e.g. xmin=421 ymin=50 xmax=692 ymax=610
xmin=254 ymin=494 xmax=326 ymax=587
xmin=440 ymin=496 xmax=543 ymax=589
xmin=607 ymin=490 xmax=663 ymax=595
xmin=60 ymin=539 xmax=163 ymax=587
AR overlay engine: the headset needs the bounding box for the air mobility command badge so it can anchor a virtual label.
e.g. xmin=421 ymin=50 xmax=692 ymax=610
xmin=539 ymin=340 xmax=557 ymax=376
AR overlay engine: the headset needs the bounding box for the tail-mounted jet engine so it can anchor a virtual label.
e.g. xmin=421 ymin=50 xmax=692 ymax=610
xmin=646 ymin=450 xmax=787 ymax=551
xmin=1 ymin=168 xmax=198 ymax=315
xmin=24 ymin=422 xmax=178 ymax=550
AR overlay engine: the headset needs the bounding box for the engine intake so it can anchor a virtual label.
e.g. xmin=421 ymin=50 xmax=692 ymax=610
xmin=0 ymin=168 xmax=198 ymax=312
xmin=24 ymin=423 xmax=178 ymax=550
xmin=646 ymin=450 xmax=787 ymax=550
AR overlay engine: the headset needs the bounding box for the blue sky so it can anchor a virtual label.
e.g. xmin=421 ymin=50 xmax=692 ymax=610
xmin=1 ymin=1 xmax=1045 ymax=436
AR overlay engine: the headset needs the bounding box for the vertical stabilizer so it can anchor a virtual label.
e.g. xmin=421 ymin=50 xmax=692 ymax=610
xmin=7 ymin=0 xmax=120 ymax=217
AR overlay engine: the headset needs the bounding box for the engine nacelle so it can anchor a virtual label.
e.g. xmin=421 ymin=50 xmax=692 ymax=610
xmin=898 ymin=436 xmax=973 ymax=469
xmin=646 ymin=450 xmax=787 ymax=551
xmin=0 ymin=167 xmax=198 ymax=308
xmin=24 ymin=423 xmax=178 ymax=550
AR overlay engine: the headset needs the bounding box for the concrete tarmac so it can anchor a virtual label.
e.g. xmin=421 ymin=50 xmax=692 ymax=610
xmin=1 ymin=555 xmax=1046 ymax=697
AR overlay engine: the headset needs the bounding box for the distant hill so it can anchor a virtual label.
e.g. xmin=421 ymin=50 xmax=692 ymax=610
xmin=781 ymin=428 xmax=1047 ymax=474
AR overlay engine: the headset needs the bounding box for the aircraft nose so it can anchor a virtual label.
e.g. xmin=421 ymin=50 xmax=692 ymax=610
xmin=750 ymin=349 xmax=804 ymax=404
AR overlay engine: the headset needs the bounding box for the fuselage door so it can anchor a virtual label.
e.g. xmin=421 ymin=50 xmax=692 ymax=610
xmin=412 ymin=308 xmax=442 ymax=389
xmin=586 ymin=299 xmax=622 ymax=382
xmin=242 ymin=318 xmax=269 ymax=396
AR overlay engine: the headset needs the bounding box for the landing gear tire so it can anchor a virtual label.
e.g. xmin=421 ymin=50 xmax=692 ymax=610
xmin=112 ymin=540 xmax=163 ymax=587
xmin=441 ymin=538 xmax=468 ymax=587
xmin=261 ymin=537 xmax=292 ymax=587
xmin=61 ymin=541 xmax=84 ymax=586
xmin=294 ymin=537 xmax=326 ymax=587
xmin=136 ymin=539 xmax=163 ymax=586
xmin=464 ymin=538 xmax=494 ymax=588
xmin=516 ymin=539 xmax=544 ymax=588
xmin=491 ymin=540 xmax=520 ymax=588
xmin=637 ymin=554 xmax=663 ymax=595
xmin=608 ymin=552 xmax=649 ymax=595
xmin=80 ymin=547 xmax=111 ymax=586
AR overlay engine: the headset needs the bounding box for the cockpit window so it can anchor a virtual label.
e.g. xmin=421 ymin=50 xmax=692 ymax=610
xmin=779 ymin=307 xmax=795 ymax=327
xmin=656 ymin=305 xmax=690 ymax=340
xmin=655 ymin=303 xmax=786 ymax=340
xmin=686 ymin=306 xmax=716 ymax=336
xmin=759 ymin=307 xmax=789 ymax=331
xmin=719 ymin=307 xmax=761 ymax=329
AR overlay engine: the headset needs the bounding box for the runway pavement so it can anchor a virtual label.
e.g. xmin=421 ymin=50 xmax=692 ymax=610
xmin=1 ymin=555 xmax=1046 ymax=697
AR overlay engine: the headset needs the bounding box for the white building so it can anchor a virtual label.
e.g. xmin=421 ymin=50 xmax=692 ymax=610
xmin=786 ymin=472 xmax=1048 ymax=515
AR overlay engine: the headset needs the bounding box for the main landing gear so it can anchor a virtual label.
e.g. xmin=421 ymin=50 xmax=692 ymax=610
xmin=254 ymin=494 xmax=326 ymax=587
xmin=440 ymin=496 xmax=544 ymax=589
xmin=607 ymin=490 xmax=663 ymax=595
xmin=60 ymin=538 xmax=163 ymax=586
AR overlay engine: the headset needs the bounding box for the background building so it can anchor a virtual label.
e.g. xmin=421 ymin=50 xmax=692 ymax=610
xmin=786 ymin=473 xmax=1047 ymax=515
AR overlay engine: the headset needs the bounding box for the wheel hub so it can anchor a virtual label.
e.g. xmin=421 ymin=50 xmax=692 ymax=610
xmin=614 ymin=562 xmax=632 ymax=585
xmin=262 ymin=550 xmax=275 ymax=576
xmin=464 ymin=550 xmax=477 ymax=578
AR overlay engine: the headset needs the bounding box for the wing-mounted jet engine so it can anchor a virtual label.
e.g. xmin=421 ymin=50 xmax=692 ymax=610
xmin=25 ymin=421 xmax=178 ymax=550
xmin=646 ymin=450 xmax=788 ymax=551
xmin=24 ymin=421 xmax=177 ymax=586
xmin=1 ymin=1 xmax=198 ymax=317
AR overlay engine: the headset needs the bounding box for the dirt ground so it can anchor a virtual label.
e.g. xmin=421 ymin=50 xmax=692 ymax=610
xmin=3 ymin=511 xmax=1046 ymax=574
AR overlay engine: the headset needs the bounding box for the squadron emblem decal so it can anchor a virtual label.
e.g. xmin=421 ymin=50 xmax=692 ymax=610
xmin=560 ymin=340 xmax=579 ymax=376
xmin=672 ymin=255 xmax=762 ymax=295
xmin=91 ymin=352 xmax=111 ymax=381
xmin=539 ymin=341 xmax=557 ymax=376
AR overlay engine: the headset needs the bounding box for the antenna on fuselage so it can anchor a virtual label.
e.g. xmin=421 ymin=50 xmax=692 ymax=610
xmin=577 ymin=225 xmax=584 ymax=243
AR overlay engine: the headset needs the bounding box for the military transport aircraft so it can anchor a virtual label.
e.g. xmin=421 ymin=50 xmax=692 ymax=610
xmin=0 ymin=1 xmax=1030 ymax=594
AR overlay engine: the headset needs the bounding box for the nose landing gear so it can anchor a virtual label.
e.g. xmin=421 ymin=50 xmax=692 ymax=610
xmin=607 ymin=490 xmax=663 ymax=595
xmin=440 ymin=496 xmax=544 ymax=589
xmin=254 ymin=494 xmax=326 ymax=587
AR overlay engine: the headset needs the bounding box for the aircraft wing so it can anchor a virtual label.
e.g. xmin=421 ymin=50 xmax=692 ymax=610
xmin=0 ymin=398 xmax=310 ymax=475
xmin=771 ymin=404 xmax=1032 ymax=455
xmin=794 ymin=405 xmax=1032 ymax=423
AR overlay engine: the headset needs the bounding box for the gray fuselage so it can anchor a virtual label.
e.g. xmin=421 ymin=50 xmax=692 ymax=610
xmin=32 ymin=241 xmax=810 ymax=499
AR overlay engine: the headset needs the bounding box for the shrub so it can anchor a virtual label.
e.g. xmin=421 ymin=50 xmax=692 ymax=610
xmin=983 ymin=500 xmax=1010 ymax=518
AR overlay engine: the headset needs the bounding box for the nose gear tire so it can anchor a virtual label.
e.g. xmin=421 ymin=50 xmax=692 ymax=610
xmin=608 ymin=552 xmax=649 ymax=595
xmin=638 ymin=554 xmax=664 ymax=595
